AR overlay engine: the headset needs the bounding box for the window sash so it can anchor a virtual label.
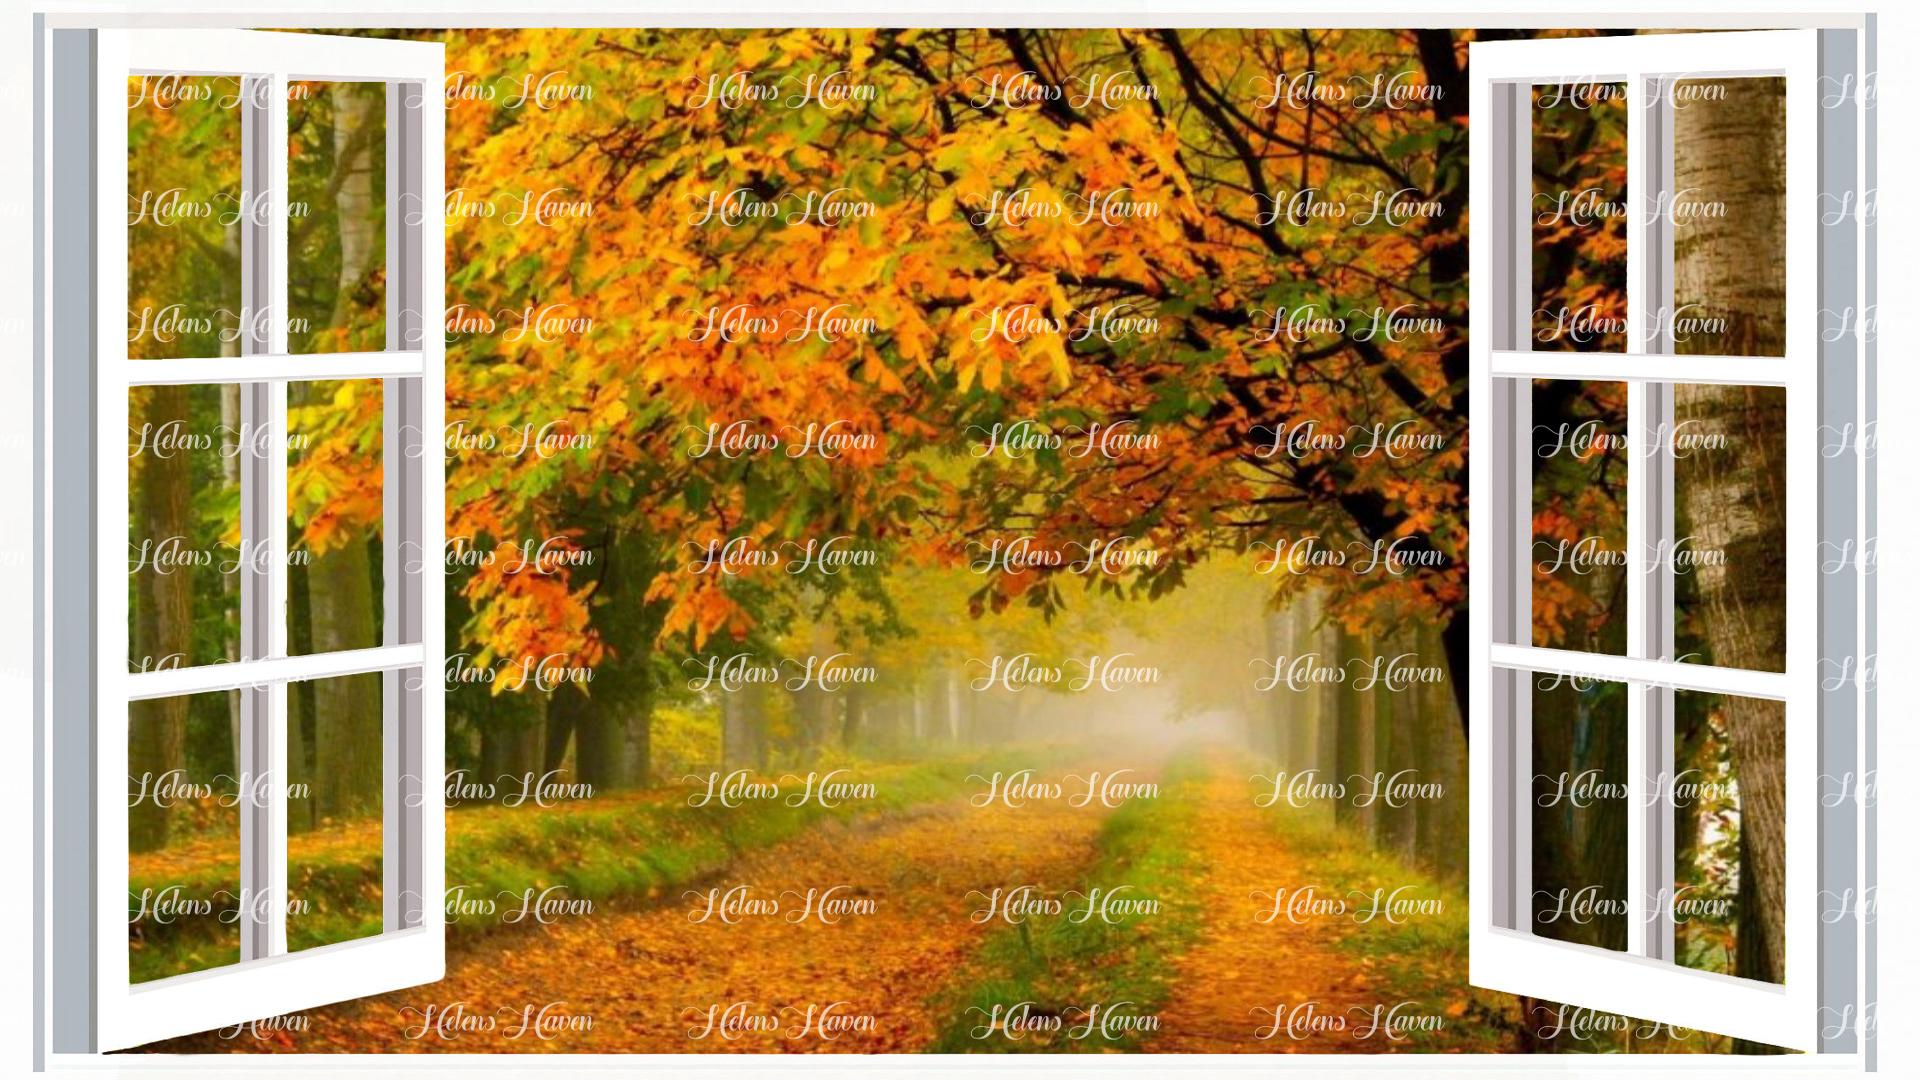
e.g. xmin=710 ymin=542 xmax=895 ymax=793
xmin=1466 ymin=27 xmax=1862 ymax=1054
xmin=67 ymin=27 xmax=447 ymax=1052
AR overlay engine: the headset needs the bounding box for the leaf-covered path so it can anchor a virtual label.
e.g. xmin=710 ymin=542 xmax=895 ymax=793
xmin=167 ymin=786 xmax=1115 ymax=1053
xmin=144 ymin=750 xmax=1524 ymax=1056
xmin=1138 ymin=766 xmax=1378 ymax=1052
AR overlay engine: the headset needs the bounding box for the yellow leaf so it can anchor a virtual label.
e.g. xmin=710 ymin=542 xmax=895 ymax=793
xmin=737 ymin=37 xmax=771 ymax=68
xmin=927 ymin=190 xmax=954 ymax=225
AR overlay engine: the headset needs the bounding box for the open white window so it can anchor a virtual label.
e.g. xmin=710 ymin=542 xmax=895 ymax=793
xmin=48 ymin=29 xmax=446 ymax=1051
xmin=1467 ymin=29 xmax=1868 ymax=1055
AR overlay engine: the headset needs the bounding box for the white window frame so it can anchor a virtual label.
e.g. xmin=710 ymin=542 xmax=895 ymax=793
xmin=1467 ymin=29 xmax=1868 ymax=1055
xmin=47 ymin=28 xmax=446 ymax=1052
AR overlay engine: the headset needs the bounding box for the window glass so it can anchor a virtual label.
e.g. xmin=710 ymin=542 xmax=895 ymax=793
xmin=287 ymin=379 xmax=386 ymax=654
xmin=129 ymin=688 xmax=245 ymax=983
xmin=1669 ymin=689 xmax=1785 ymax=985
xmin=127 ymin=75 xmax=248 ymax=361
xmin=128 ymin=384 xmax=248 ymax=671
xmin=1670 ymin=384 xmax=1786 ymax=673
xmin=287 ymin=671 xmax=387 ymax=952
xmin=1531 ymin=379 xmax=1628 ymax=656
xmin=1531 ymin=670 xmax=1630 ymax=952
xmin=288 ymin=81 xmax=389 ymax=354
xmin=1532 ymin=81 xmax=1628 ymax=353
xmin=1661 ymin=76 xmax=1787 ymax=358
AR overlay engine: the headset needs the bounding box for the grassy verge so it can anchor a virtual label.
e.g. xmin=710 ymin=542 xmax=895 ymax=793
xmin=1259 ymin=806 xmax=1476 ymax=1023
xmin=928 ymin=757 xmax=1206 ymax=1053
xmin=1261 ymin=806 xmax=1721 ymax=1053
xmin=129 ymin=748 xmax=1074 ymax=984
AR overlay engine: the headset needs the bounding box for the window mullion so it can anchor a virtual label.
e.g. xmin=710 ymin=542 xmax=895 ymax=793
xmin=1640 ymin=72 xmax=1680 ymax=964
xmin=264 ymin=72 xmax=293 ymax=958
xmin=1626 ymin=70 xmax=1688 ymax=963
xmin=1623 ymin=70 xmax=1653 ymax=959
xmin=382 ymin=79 xmax=427 ymax=934
xmin=236 ymin=71 xmax=292 ymax=960
xmin=1625 ymin=380 xmax=1652 ymax=958
xmin=1506 ymin=375 xmax=1533 ymax=936
xmin=236 ymin=75 xmax=277 ymax=963
xmin=1643 ymin=380 xmax=1679 ymax=963
xmin=1485 ymin=79 xmax=1534 ymax=936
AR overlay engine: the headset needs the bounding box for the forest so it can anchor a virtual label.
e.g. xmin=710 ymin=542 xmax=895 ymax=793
xmin=122 ymin=28 xmax=1785 ymax=1054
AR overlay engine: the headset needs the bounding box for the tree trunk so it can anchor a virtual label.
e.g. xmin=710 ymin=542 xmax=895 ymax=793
xmin=549 ymin=687 xmax=583 ymax=772
xmin=305 ymin=82 xmax=385 ymax=824
xmin=287 ymin=562 xmax=315 ymax=832
xmin=1374 ymin=629 xmax=1420 ymax=859
xmin=1532 ymin=677 xmax=1629 ymax=952
xmin=722 ymin=684 xmax=768 ymax=771
xmin=911 ymin=681 xmax=928 ymax=744
xmin=1442 ymin=606 xmax=1469 ymax=741
xmin=925 ymin=670 xmax=951 ymax=748
xmin=623 ymin=666 xmax=655 ymax=787
xmin=946 ymin=671 xmax=965 ymax=744
xmin=328 ymin=82 xmax=382 ymax=335
xmin=1671 ymin=72 xmax=1789 ymax=994
xmin=1313 ymin=595 xmax=1341 ymax=781
xmin=547 ymin=526 xmax=667 ymax=790
xmin=841 ymin=685 xmax=866 ymax=751
xmin=1262 ymin=609 xmax=1290 ymax=766
xmin=129 ymin=385 xmax=195 ymax=852
xmin=308 ymin=564 xmax=382 ymax=820
xmin=571 ymin=690 xmax=628 ymax=788
xmin=543 ymin=690 xmax=577 ymax=775
xmin=219 ymin=236 xmax=242 ymax=775
xmin=1530 ymin=679 xmax=1576 ymax=942
xmin=1677 ymin=387 xmax=1788 ymax=986
xmin=1413 ymin=624 xmax=1468 ymax=876
xmin=1285 ymin=595 xmax=1319 ymax=776
xmin=788 ymin=683 xmax=821 ymax=761
xmin=478 ymin=705 xmax=543 ymax=796
xmin=1335 ymin=627 xmax=1372 ymax=834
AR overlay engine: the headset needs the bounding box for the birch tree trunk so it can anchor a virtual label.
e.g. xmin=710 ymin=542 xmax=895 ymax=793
xmin=308 ymin=83 xmax=385 ymax=823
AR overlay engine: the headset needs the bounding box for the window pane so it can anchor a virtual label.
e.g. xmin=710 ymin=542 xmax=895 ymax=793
xmin=1670 ymin=384 xmax=1785 ymax=673
xmin=1531 ymin=379 xmax=1628 ymax=655
xmin=128 ymin=688 xmax=244 ymax=983
xmin=1669 ymin=689 xmax=1785 ymax=984
xmin=128 ymin=384 xmax=247 ymax=671
xmin=127 ymin=74 xmax=248 ymax=361
xmin=288 ymin=379 xmax=385 ymax=655
xmin=1660 ymin=76 xmax=1787 ymax=358
xmin=1531 ymin=81 xmax=1628 ymax=353
xmin=288 ymin=81 xmax=388 ymax=355
xmin=287 ymin=671 xmax=385 ymax=952
xmin=1531 ymin=669 xmax=1629 ymax=951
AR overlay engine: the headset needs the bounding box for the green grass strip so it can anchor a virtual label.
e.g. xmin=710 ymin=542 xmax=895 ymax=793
xmin=928 ymin=756 xmax=1207 ymax=1053
xmin=129 ymin=748 xmax=1078 ymax=984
